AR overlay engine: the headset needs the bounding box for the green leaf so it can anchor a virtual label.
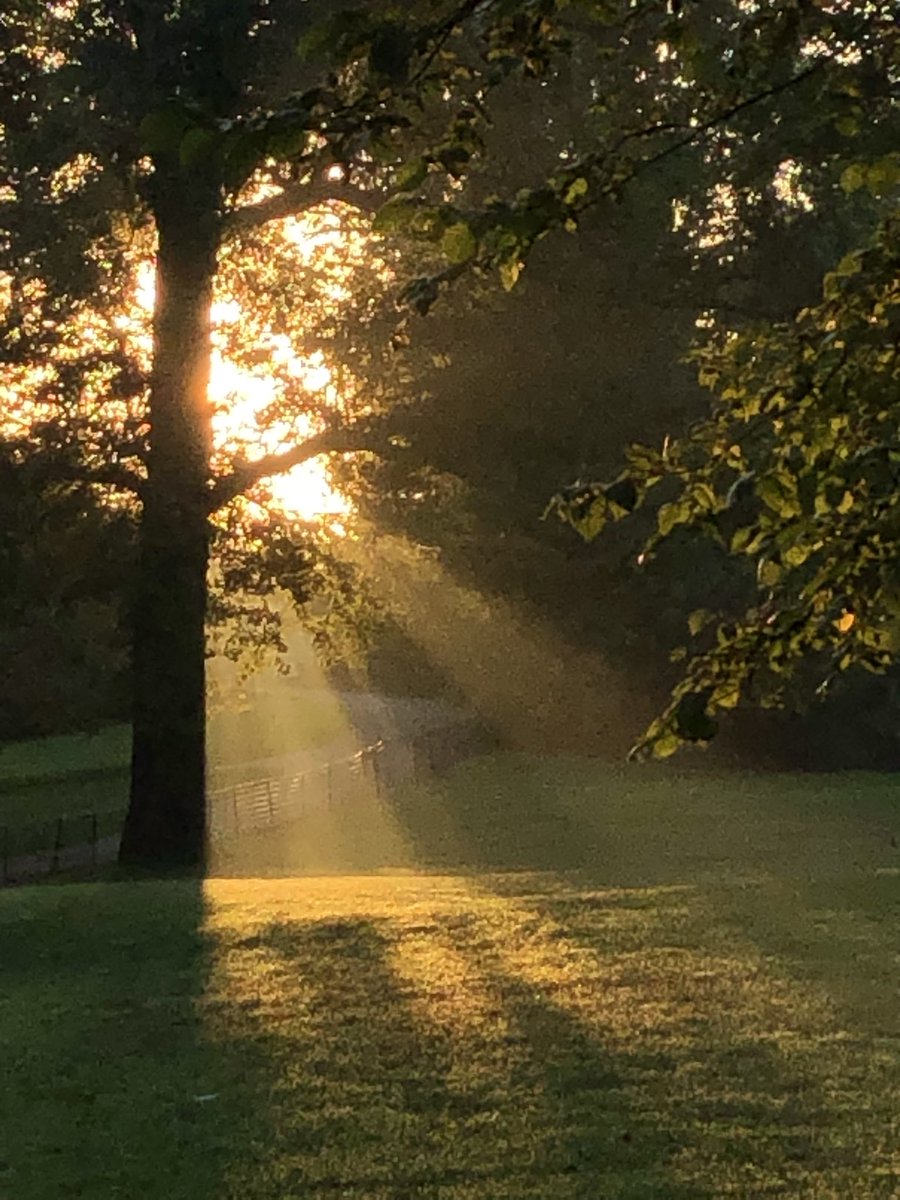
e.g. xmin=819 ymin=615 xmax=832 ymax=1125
xmin=266 ymin=125 xmax=310 ymax=160
xmin=652 ymin=732 xmax=681 ymax=759
xmin=712 ymin=685 xmax=740 ymax=710
xmin=781 ymin=543 xmax=809 ymax=568
xmin=567 ymin=494 xmax=608 ymax=542
xmin=834 ymin=250 xmax=863 ymax=278
xmin=731 ymin=526 xmax=754 ymax=553
xmin=835 ymin=114 xmax=860 ymax=138
xmin=657 ymin=499 xmax=690 ymax=537
xmin=441 ymin=222 xmax=477 ymax=264
xmin=691 ymin=482 xmax=718 ymax=511
xmin=394 ymin=158 xmax=429 ymax=193
xmin=139 ymin=106 xmax=191 ymax=156
xmin=758 ymin=559 xmax=782 ymax=587
xmin=372 ymin=198 xmax=416 ymax=235
xmin=563 ymin=176 xmax=589 ymax=205
xmin=840 ymin=163 xmax=866 ymax=193
xmin=179 ymin=127 xmax=218 ymax=169
xmin=223 ymin=133 xmax=266 ymax=190
xmin=757 ymin=475 xmax=797 ymax=518
xmin=865 ymin=153 xmax=900 ymax=196
xmin=499 ymin=258 xmax=523 ymax=291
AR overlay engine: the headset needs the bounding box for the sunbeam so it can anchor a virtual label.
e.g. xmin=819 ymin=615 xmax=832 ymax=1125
xmin=333 ymin=529 xmax=651 ymax=756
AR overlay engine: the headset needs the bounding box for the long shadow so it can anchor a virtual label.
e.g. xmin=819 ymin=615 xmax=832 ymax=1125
xmin=378 ymin=755 xmax=900 ymax=1186
xmin=432 ymin=908 xmax=709 ymax=1197
xmin=468 ymin=874 xmax=897 ymax=1191
xmin=0 ymin=878 xmax=275 ymax=1200
xmin=8 ymin=868 xmax=892 ymax=1197
xmin=206 ymin=914 xmax=475 ymax=1195
xmin=210 ymin=910 xmax=707 ymax=1197
xmin=703 ymin=868 xmax=900 ymax=1036
xmin=206 ymin=881 xmax=897 ymax=1196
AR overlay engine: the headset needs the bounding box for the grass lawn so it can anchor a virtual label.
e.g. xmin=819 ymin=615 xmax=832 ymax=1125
xmin=0 ymin=725 xmax=132 ymax=787
xmin=0 ymin=727 xmax=130 ymax=851
xmin=2 ymin=754 xmax=899 ymax=1197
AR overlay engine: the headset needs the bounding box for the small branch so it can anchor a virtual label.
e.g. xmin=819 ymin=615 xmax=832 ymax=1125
xmin=207 ymin=421 xmax=379 ymax=511
xmin=408 ymin=0 xmax=489 ymax=87
xmin=50 ymin=460 xmax=145 ymax=497
xmin=587 ymin=58 xmax=829 ymax=191
xmin=224 ymin=177 xmax=383 ymax=238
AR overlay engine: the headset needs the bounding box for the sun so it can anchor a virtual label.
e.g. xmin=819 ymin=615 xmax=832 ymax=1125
xmin=134 ymin=210 xmax=355 ymax=523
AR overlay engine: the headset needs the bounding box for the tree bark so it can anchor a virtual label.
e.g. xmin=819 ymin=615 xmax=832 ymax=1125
xmin=119 ymin=185 xmax=219 ymax=870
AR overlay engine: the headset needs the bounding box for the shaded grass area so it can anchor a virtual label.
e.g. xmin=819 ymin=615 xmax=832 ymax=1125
xmin=0 ymin=725 xmax=131 ymax=787
xmin=5 ymin=753 xmax=900 ymax=1197
xmin=0 ymin=775 xmax=127 ymax=856
xmin=387 ymin=754 xmax=900 ymax=881
xmin=0 ymin=726 xmax=130 ymax=844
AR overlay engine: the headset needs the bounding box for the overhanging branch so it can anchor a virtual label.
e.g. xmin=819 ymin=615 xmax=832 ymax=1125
xmin=207 ymin=420 xmax=380 ymax=512
xmin=224 ymin=177 xmax=383 ymax=238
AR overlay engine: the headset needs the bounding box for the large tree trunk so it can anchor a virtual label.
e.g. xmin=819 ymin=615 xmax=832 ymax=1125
xmin=119 ymin=189 xmax=219 ymax=870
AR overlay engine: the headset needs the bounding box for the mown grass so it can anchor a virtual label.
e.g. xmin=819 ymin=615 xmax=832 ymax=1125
xmin=0 ymin=725 xmax=132 ymax=787
xmin=0 ymin=726 xmax=130 ymax=853
xmin=3 ymin=754 xmax=899 ymax=1198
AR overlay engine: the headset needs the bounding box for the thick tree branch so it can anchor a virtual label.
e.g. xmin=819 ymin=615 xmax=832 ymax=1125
xmin=207 ymin=420 xmax=379 ymax=512
xmin=224 ymin=177 xmax=383 ymax=238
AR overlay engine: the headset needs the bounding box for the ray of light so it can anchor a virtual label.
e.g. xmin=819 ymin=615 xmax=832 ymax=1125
xmin=205 ymin=611 xmax=414 ymax=876
xmin=334 ymin=529 xmax=650 ymax=756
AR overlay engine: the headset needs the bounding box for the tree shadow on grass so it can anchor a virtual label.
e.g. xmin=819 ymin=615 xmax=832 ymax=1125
xmin=467 ymin=870 xmax=900 ymax=1192
xmin=0 ymin=879 xmax=276 ymax=1200
xmin=203 ymin=908 xmax=707 ymax=1199
xmin=9 ymin=867 xmax=890 ymax=1199
xmin=703 ymin=867 xmax=900 ymax=1036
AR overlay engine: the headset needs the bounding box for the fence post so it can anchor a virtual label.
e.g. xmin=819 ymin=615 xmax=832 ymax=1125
xmin=1 ymin=825 xmax=7 ymax=886
xmin=372 ymin=745 xmax=384 ymax=800
xmin=90 ymin=812 xmax=98 ymax=872
xmin=51 ymin=817 xmax=64 ymax=873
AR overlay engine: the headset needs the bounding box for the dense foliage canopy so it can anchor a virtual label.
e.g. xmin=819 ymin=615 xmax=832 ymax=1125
xmin=551 ymin=3 xmax=900 ymax=756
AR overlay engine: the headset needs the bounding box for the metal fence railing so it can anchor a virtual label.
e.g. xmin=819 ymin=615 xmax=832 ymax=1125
xmin=207 ymin=721 xmax=488 ymax=840
xmin=1 ymin=808 xmax=123 ymax=886
xmin=0 ymin=718 xmax=491 ymax=886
